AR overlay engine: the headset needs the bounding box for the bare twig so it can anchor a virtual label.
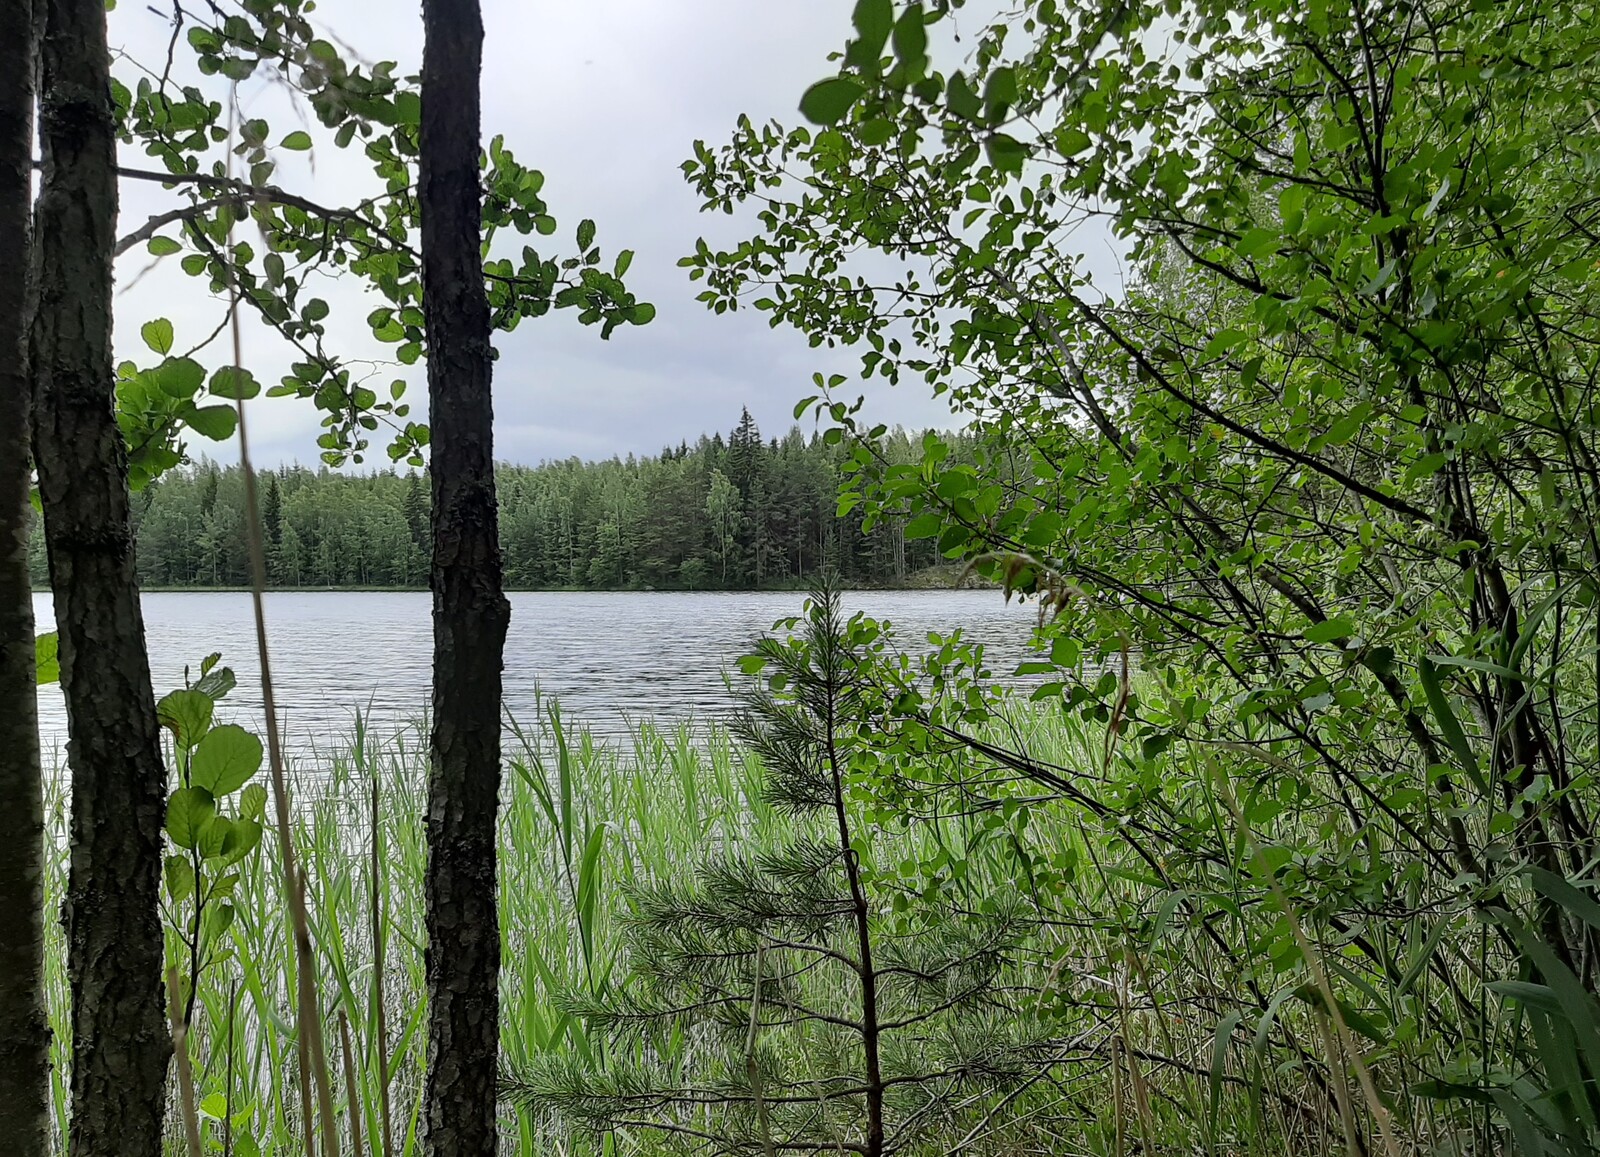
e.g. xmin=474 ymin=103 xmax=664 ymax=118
xmin=114 ymin=194 xmax=237 ymax=257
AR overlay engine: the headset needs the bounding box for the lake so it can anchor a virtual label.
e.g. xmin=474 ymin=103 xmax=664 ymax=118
xmin=32 ymin=589 xmax=1044 ymax=757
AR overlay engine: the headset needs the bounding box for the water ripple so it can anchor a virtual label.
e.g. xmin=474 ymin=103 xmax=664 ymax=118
xmin=34 ymin=589 xmax=1044 ymax=756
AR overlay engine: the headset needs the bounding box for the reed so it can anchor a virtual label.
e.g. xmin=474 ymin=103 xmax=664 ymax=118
xmin=37 ymin=691 xmax=1529 ymax=1155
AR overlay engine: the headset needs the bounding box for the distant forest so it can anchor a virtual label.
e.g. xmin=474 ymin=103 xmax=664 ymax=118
xmin=29 ymin=411 xmax=975 ymax=590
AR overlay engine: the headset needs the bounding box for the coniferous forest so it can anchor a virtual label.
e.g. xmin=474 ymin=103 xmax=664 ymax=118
xmin=25 ymin=415 xmax=973 ymax=591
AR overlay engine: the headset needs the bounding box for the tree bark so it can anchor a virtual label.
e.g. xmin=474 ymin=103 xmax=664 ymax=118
xmin=419 ymin=0 xmax=509 ymax=1153
xmin=0 ymin=2 xmax=50 ymax=1152
xmin=31 ymin=1 xmax=171 ymax=1152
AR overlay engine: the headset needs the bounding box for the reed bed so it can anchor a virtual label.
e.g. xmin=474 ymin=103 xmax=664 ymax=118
xmin=40 ymin=705 xmax=808 ymax=1155
xmin=38 ymin=692 xmax=1472 ymax=1156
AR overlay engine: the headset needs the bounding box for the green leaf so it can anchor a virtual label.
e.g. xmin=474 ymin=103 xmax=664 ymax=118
xmin=859 ymin=119 xmax=895 ymax=146
xmin=1331 ymin=997 xmax=1388 ymax=1044
xmin=1359 ymin=257 xmax=1399 ymax=297
xmin=1417 ymin=656 xmax=1488 ymax=794
xmin=613 ymin=249 xmax=634 ymax=279
xmin=799 ymin=77 xmax=865 ymax=126
xmin=187 ymin=405 xmax=238 ymax=441
xmin=1303 ymin=618 xmax=1355 ymax=644
xmin=1235 ymin=227 xmax=1278 ymax=260
xmin=1208 ymin=1011 xmax=1246 ymax=1136
xmin=190 ymin=724 xmax=263 ymax=797
xmin=1485 ymin=980 xmax=1562 ymax=1013
xmin=983 ymin=66 xmax=1018 ymax=118
xmin=197 ymin=813 xmax=233 ymax=859
xmin=146 ymin=235 xmax=182 ymax=257
xmin=1528 ymin=868 xmax=1600 ymax=933
xmin=1053 ymin=127 xmax=1090 ymax=157
xmin=35 ymin=632 xmax=59 ymax=685
xmin=164 ymin=854 xmax=195 ymax=903
xmin=1512 ymin=925 xmax=1600 ymax=1066
xmin=891 ymin=3 xmax=928 ymax=73
xmin=946 ymin=72 xmax=982 ymax=121
xmin=1426 ymin=653 xmax=1528 ymax=682
xmin=984 ymin=133 xmax=1026 ymax=176
xmin=166 ymin=787 xmax=216 ymax=850
xmin=153 ymin=356 xmax=205 ymax=398
xmin=202 ymin=901 xmax=236 ymax=942
xmin=158 ymin=689 xmax=214 ymax=748
xmin=577 ymin=218 xmax=596 ymax=252
xmin=280 ymin=130 xmax=313 ymax=151
xmin=222 ymin=818 xmax=263 ymax=862
xmin=852 ymin=0 xmax=893 ymax=56
xmin=209 ymin=366 xmax=260 ymax=400
xmin=239 ymin=783 xmax=268 ymax=821
xmin=194 ymin=664 xmax=236 ymax=700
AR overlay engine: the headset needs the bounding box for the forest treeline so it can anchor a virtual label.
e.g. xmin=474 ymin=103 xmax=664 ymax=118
xmin=27 ymin=412 xmax=976 ymax=591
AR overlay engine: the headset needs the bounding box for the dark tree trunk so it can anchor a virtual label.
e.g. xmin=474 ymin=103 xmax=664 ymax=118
xmin=0 ymin=2 xmax=50 ymax=1152
xmin=31 ymin=1 xmax=171 ymax=1152
xmin=419 ymin=0 xmax=509 ymax=1152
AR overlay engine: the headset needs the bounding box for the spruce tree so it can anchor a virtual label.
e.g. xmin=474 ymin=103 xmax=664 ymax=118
xmin=403 ymin=469 xmax=429 ymax=551
xmin=199 ymin=464 xmax=220 ymax=518
xmin=261 ymin=472 xmax=283 ymax=548
xmin=727 ymin=406 xmax=762 ymax=498
xmin=511 ymin=584 xmax=1043 ymax=1156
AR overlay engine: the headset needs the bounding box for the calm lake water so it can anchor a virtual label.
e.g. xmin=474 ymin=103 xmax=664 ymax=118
xmin=33 ymin=589 xmax=1043 ymax=756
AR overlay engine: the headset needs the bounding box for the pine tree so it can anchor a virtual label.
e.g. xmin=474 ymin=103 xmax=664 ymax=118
xmin=511 ymin=584 xmax=1042 ymax=1156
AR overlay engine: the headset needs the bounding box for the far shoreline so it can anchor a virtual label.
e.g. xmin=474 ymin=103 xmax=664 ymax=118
xmin=31 ymin=566 xmax=996 ymax=596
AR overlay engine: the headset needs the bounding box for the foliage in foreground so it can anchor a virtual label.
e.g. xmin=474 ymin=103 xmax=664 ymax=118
xmin=679 ymin=0 xmax=1600 ymax=1150
xmin=51 ymin=590 xmax=1565 ymax=1156
xmin=43 ymin=613 xmax=1433 ymax=1156
xmin=511 ymin=589 xmax=1045 ymax=1157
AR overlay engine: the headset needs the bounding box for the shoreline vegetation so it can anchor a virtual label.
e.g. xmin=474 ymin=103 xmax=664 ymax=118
xmin=30 ymin=564 xmax=993 ymax=596
xmin=27 ymin=673 xmax=1313 ymax=1156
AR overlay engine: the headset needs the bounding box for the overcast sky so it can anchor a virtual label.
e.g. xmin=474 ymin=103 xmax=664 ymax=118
xmin=106 ymin=0 xmax=972 ymax=469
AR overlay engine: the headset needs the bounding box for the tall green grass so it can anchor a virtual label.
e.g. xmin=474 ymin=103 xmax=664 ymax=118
xmin=40 ymin=705 xmax=802 ymax=1155
xmin=38 ymin=691 xmax=1523 ymax=1155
